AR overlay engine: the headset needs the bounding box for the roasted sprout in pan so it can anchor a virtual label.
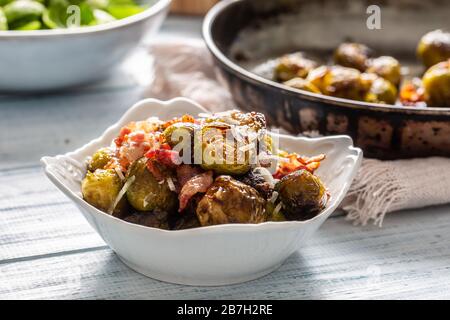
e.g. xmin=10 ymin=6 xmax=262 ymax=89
xmin=417 ymin=30 xmax=450 ymax=69
xmin=271 ymin=29 xmax=450 ymax=108
xmin=422 ymin=59 xmax=450 ymax=108
xmin=81 ymin=110 xmax=329 ymax=230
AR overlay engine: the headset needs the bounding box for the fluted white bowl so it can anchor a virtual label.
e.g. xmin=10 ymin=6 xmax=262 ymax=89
xmin=41 ymin=98 xmax=362 ymax=286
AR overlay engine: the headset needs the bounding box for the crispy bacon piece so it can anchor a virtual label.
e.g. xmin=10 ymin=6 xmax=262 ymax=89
xmin=178 ymin=171 xmax=213 ymax=212
xmin=274 ymin=153 xmax=325 ymax=179
xmin=176 ymin=164 xmax=204 ymax=187
xmin=145 ymin=146 xmax=180 ymax=168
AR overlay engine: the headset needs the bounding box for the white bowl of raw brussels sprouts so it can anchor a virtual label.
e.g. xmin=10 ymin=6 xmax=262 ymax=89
xmin=41 ymin=98 xmax=362 ymax=286
xmin=0 ymin=0 xmax=170 ymax=91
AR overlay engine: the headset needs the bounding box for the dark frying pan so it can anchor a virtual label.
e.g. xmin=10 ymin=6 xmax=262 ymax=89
xmin=203 ymin=0 xmax=450 ymax=159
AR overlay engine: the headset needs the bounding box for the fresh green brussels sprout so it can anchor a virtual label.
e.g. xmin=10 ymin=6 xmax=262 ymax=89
xmin=124 ymin=210 xmax=171 ymax=230
xmin=274 ymin=52 xmax=318 ymax=82
xmin=275 ymin=169 xmax=327 ymax=221
xmin=3 ymin=0 xmax=44 ymax=29
xmin=196 ymin=175 xmax=266 ymax=226
xmin=283 ymin=77 xmax=322 ymax=94
xmin=0 ymin=8 xmax=8 ymax=30
xmin=307 ymin=65 xmax=370 ymax=101
xmin=366 ymin=56 xmax=402 ymax=87
xmin=334 ymin=42 xmax=373 ymax=72
xmin=126 ymin=157 xmax=177 ymax=212
xmin=81 ymin=169 xmax=128 ymax=217
xmin=364 ymin=75 xmax=398 ymax=105
xmin=422 ymin=60 xmax=450 ymax=108
xmin=417 ymin=30 xmax=450 ymax=69
xmin=87 ymin=147 xmax=115 ymax=172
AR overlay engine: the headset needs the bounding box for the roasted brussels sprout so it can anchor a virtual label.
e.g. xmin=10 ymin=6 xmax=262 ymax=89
xmin=417 ymin=30 xmax=450 ymax=69
xmin=307 ymin=65 xmax=370 ymax=101
xmin=126 ymin=157 xmax=177 ymax=212
xmin=200 ymin=122 xmax=251 ymax=175
xmin=364 ymin=75 xmax=398 ymax=105
xmin=422 ymin=60 xmax=450 ymax=108
xmin=204 ymin=110 xmax=266 ymax=132
xmin=274 ymin=52 xmax=318 ymax=82
xmin=238 ymin=169 xmax=274 ymax=199
xmin=87 ymin=147 xmax=115 ymax=172
xmin=283 ymin=77 xmax=321 ymax=94
xmin=275 ymin=169 xmax=327 ymax=220
xmin=196 ymin=176 xmax=266 ymax=226
xmin=334 ymin=42 xmax=373 ymax=72
xmin=366 ymin=56 xmax=402 ymax=87
xmin=162 ymin=122 xmax=199 ymax=148
xmin=124 ymin=210 xmax=171 ymax=230
xmin=81 ymin=169 xmax=128 ymax=217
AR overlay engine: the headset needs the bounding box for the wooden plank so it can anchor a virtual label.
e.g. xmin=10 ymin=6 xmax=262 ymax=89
xmin=1 ymin=204 xmax=450 ymax=299
xmin=0 ymin=167 xmax=105 ymax=261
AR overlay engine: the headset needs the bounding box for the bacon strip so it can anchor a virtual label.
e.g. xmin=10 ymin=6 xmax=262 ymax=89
xmin=176 ymin=164 xmax=204 ymax=187
xmin=178 ymin=171 xmax=213 ymax=212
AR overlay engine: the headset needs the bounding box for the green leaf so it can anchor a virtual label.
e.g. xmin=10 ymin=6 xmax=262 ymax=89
xmin=14 ymin=20 xmax=42 ymax=30
xmin=92 ymin=8 xmax=115 ymax=24
xmin=42 ymin=0 xmax=69 ymax=28
xmin=106 ymin=4 xmax=143 ymax=19
xmin=79 ymin=2 xmax=94 ymax=25
xmin=0 ymin=8 xmax=8 ymax=30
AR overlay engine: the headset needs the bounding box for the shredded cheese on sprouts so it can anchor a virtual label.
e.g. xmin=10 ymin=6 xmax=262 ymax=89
xmin=108 ymin=175 xmax=135 ymax=214
xmin=273 ymin=202 xmax=283 ymax=216
xmin=167 ymin=176 xmax=176 ymax=192
xmin=114 ymin=167 xmax=125 ymax=181
xmin=253 ymin=167 xmax=275 ymax=188
xmin=269 ymin=191 xmax=279 ymax=204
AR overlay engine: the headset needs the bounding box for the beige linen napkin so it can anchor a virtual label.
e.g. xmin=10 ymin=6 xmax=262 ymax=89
xmin=145 ymin=40 xmax=450 ymax=226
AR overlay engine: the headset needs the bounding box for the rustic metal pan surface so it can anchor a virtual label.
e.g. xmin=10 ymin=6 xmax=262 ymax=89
xmin=203 ymin=0 xmax=450 ymax=159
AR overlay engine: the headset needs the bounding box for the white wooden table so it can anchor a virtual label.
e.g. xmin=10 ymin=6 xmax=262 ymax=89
xmin=2 ymin=16 xmax=450 ymax=300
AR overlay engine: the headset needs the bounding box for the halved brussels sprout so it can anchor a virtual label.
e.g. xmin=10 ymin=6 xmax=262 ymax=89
xmin=81 ymin=169 xmax=128 ymax=217
xmin=283 ymin=77 xmax=322 ymax=94
xmin=274 ymin=52 xmax=318 ymax=82
xmin=126 ymin=157 xmax=177 ymax=212
xmin=196 ymin=175 xmax=266 ymax=226
xmin=334 ymin=42 xmax=373 ymax=72
xmin=200 ymin=123 xmax=251 ymax=175
xmin=275 ymin=169 xmax=327 ymax=221
xmin=422 ymin=60 xmax=450 ymax=108
xmin=417 ymin=30 xmax=450 ymax=69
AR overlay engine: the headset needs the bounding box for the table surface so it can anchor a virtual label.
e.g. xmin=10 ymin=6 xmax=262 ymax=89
xmin=2 ymin=16 xmax=450 ymax=300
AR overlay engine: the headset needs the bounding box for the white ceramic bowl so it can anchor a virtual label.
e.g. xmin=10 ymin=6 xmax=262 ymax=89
xmin=0 ymin=0 xmax=170 ymax=92
xmin=41 ymin=98 xmax=362 ymax=286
